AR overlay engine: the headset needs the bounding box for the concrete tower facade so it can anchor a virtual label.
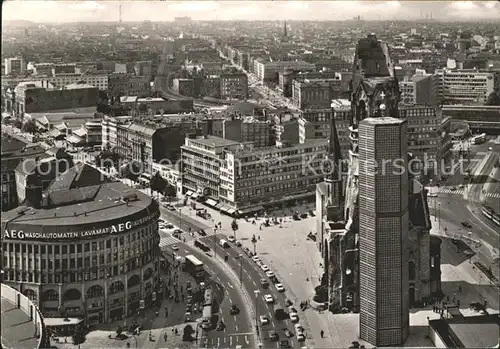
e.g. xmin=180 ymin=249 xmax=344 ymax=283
xmin=358 ymin=117 xmax=410 ymax=346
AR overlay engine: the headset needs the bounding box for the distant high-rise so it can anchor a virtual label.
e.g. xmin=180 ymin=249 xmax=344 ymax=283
xmin=358 ymin=117 xmax=410 ymax=347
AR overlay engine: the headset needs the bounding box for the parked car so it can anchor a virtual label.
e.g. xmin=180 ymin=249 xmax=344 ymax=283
xmin=252 ymin=255 xmax=260 ymax=262
xmin=198 ymin=229 xmax=207 ymax=236
xmin=227 ymin=235 xmax=236 ymax=243
xmin=289 ymin=313 xmax=299 ymax=322
xmin=283 ymin=328 xmax=293 ymax=338
xmin=266 ymin=270 xmax=275 ymax=279
xmin=261 ymin=264 xmax=270 ymax=272
xmin=235 ymin=240 xmax=242 ymax=247
xmin=216 ymin=320 xmax=224 ymax=331
xmin=275 ymin=283 xmax=285 ymax=292
xmin=269 ymin=330 xmax=279 ymax=341
xmin=279 ymin=340 xmax=291 ymax=348
xmin=260 ymin=315 xmax=269 ymax=325
xmin=173 ymin=229 xmax=182 ymax=234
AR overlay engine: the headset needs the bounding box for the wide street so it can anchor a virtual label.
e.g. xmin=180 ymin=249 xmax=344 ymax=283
xmin=161 ymin=241 xmax=255 ymax=349
xmin=428 ymin=138 xmax=500 ymax=278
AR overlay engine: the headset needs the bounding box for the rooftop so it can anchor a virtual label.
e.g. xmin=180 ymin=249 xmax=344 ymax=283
xmin=189 ymin=135 xmax=240 ymax=148
xmin=361 ymin=117 xmax=406 ymax=126
xmin=1 ymin=181 xmax=155 ymax=232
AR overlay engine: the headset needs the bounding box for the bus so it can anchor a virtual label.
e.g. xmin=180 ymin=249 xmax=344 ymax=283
xmin=201 ymin=289 xmax=214 ymax=329
xmin=471 ymin=133 xmax=486 ymax=145
xmin=184 ymin=255 xmax=204 ymax=278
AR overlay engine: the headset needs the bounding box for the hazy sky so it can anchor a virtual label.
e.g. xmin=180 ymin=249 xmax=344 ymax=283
xmin=3 ymin=1 xmax=500 ymax=23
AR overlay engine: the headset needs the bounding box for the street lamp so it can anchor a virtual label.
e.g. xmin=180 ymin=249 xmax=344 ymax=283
xmin=178 ymin=207 xmax=182 ymax=231
xmin=213 ymin=228 xmax=218 ymax=258
xmin=438 ymin=203 xmax=441 ymax=231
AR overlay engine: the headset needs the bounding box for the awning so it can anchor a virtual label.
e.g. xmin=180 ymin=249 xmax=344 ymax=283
xmin=227 ymin=208 xmax=236 ymax=215
xmin=220 ymin=206 xmax=230 ymax=213
xmin=215 ymin=203 xmax=224 ymax=210
xmin=185 ymin=190 xmax=194 ymax=196
xmin=205 ymin=198 xmax=218 ymax=206
xmin=238 ymin=205 xmax=265 ymax=215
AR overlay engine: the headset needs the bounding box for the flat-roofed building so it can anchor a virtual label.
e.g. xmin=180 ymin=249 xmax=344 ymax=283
xmin=220 ymin=139 xmax=328 ymax=214
xmin=435 ymin=68 xmax=497 ymax=104
xmin=253 ymin=59 xmax=315 ymax=82
xmin=292 ymin=77 xmax=344 ymax=109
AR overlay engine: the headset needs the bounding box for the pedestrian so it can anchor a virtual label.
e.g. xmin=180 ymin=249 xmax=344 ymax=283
xmin=320 ymin=330 xmax=324 ymax=338
xmin=258 ymin=235 xmax=260 ymax=240
xmin=164 ymin=332 xmax=168 ymax=341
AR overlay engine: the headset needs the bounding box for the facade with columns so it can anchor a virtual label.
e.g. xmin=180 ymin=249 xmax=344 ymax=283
xmin=1 ymin=180 xmax=161 ymax=325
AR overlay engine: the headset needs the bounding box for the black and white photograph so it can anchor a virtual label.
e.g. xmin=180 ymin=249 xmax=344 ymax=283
xmin=1 ymin=1 xmax=499 ymax=349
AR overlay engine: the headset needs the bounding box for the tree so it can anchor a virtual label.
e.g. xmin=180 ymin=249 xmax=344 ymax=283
xmin=22 ymin=119 xmax=37 ymax=133
xmin=182 ymin=324 xmax=194 ymax=342
xmin=164 ymin=183 xmax=177 ymax=201
xmin=486 ymin=90 xmax=500 ymax=106
xmin=12 ymin=119 xmax=22 ymax=129
xmin=231 ymin=220 xmax=238 ymax=239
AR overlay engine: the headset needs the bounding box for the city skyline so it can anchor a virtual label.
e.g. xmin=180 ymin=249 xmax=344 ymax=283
xmin=3 ymin=0 xmax=500 ymax=23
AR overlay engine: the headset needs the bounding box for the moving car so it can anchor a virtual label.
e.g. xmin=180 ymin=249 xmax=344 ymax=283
xmin=173 ymin=229 xmax=182 ymax=234
xmin=264 ymin=294 xmax=274 ymax=304
xmin=230 ymin=304 xmax=240 ymax=315
xmin=165 ymin=223 xmax=174 ymax=229
xmin=227 ymin=235 xmax=236 ymax=243
xmin=197 ymin=229 xmax=207 ymax=236
xmin=461 ymin=221 xmax=472 ymax=229
xmin=260 ymin=278 xmax=269 ymax=288
xmin=259 ymin=315 xmax=269 ymax=325
xmin=275 ymin=283 xmax=285 ymax=292
xmin=458 ymin=184 xmax=465 ymax=189
xmin=172 ymin=245 xmax=179 ymax=251
xmin=216 ymin=320 xmax=224 ymax=331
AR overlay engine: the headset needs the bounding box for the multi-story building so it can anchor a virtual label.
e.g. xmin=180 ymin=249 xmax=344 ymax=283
xmin=108 ymin=74 xmax=150 ymax=98
xmin=399 ymin=74 xmax=437 ymax=105
xmin=181 ymin=136 xmax=241 ymax=200
xmin=120 ymin=97 xmax=194 ymax=115
xmin=44 ymin=73 xmax=109 ymax=90
xmin=1 ymin=138 xmax=47 ymax=211
xmin=13 ymin=82 xmax=98 ymax=117
xmin=222 ymin=117 xmax=271 ymax=148
xmin=101 ymin=115 xmax=132 ymax=149
xmin=220 ymin=71 xmax=248 ymax=100
xmin=398 ymin=105 xmax=444 ymax=180
xmin=358 ymin=117 xmax=410 ymax=347
xmin=172 ymin=78 xmax=194 ymax=97
xmin=219 ymin=139 xmax=328 ymax=213
xmin=435 ymin=68 xmax=497 ymax=104
xmin=253 ymin=59 xmax=315 ymax=82
xmin=134 ymin=61 xmax=153 ymax=79
xmin=1 ymin=165 xmax=161 ymax=324
xmin=116 ymin=116 xmax=206 ymax=172
xmin=5 ymin=57 xmax=25 ymax=75
xmin=292 ymin=77 xmax=344 ymax=109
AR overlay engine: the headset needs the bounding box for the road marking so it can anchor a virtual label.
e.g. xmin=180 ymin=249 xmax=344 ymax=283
xmin=229 ymin=297 xmax=233 ymax=304
xmin=225 ymin=290 xmax=229 ymax=295
xmin=217 ymin=337 xmax=220 ymax=347
xmin=230 ymin=336 xmax=233 ymax=346
xmin=234 ymin=321 xmax=238 ymax=331
xmin=227 ymin=283 xmax=234 ymax=289
xmin=245 ymin=335 xmax=250 ymax=344
xmin=227 ymin=332 xmax=253 ymax=336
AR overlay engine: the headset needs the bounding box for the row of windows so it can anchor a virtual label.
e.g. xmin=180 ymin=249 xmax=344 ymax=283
xmin=3 ymin=253 xmax=158 ymax=284
xmin=235 ymin=178 xmax=321 ymax=199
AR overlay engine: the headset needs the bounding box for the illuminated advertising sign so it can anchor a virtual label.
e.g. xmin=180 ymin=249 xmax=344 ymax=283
xmin=3 ymin=212 xmax=158 ymax=241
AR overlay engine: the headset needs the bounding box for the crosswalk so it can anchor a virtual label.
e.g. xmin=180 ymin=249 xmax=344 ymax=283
xmin=430 ymin=187 xmax=500 ymax=199
xmin=159 ymin=235 xmax=180 ymax=249
xmin=438 ymin=188 xmax=465 ymax=195
xmin=485 ymin=192 xmax=500 ymax=199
